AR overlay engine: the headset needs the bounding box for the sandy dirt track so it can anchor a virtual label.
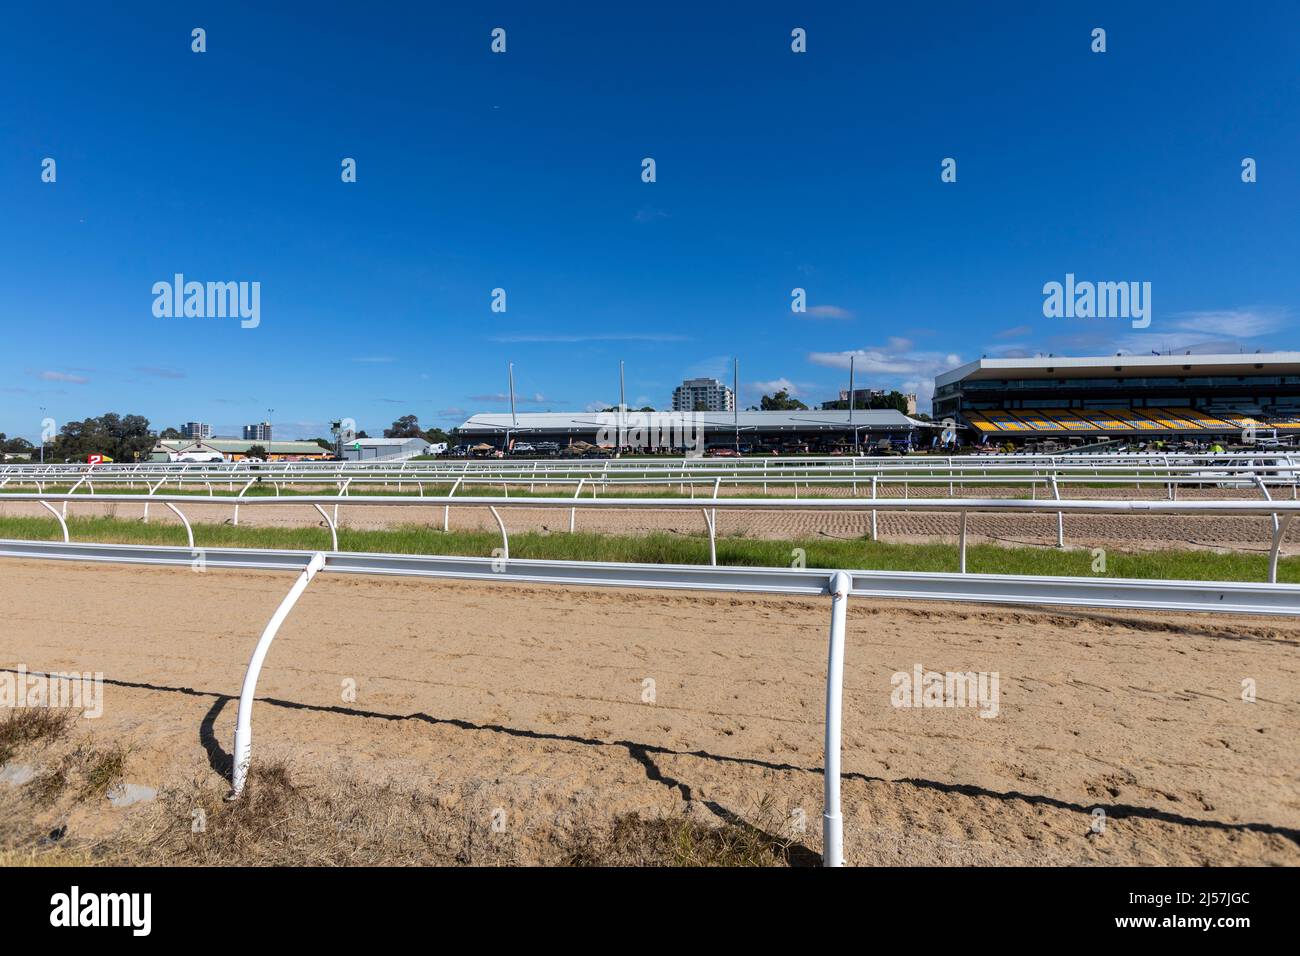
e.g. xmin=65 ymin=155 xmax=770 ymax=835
xmin=2 ymin=558 xmax=1297 ymax=865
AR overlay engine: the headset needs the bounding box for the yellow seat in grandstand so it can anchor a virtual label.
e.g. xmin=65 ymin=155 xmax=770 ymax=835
xmin=983 ymin=410 xmax=1030 ymax=431
xmin=1213 ymin=412 xmax=1260 ymax=428
xmin=1177 ymin=409 xmax=1230 ymax=429
xmin=963 ymin=413 xmax=998 ymax=433
xmin=1129 ymin=409 xmax=1181 ymax=429
xmin=1011 ymin=409 xmax=1055 ymax=430
xmin=1102 ymin=409 xmax=1161 ymax=429
xmin=1146 ymin=408 xmax=1200 ymax=429
xmin=1038 ymin=410 xmax=1097 ymax=430
xmin=1069 ymin=410 xmax=1121 ymax=429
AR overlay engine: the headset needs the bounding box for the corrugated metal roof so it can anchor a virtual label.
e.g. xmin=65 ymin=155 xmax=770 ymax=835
xmin=346 ymin=437 xmax=428 ymax=446
xmin=456 ymin=409 xmax=919 ymax=432
xmin=157 ymin=439 xmax=328 ymax=453
xmin=935 ymin=352 xmax=1300 ymax=388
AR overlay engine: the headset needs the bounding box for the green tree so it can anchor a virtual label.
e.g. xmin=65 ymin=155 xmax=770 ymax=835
xmin=48 ymin=412 xmax=154 ymax=462
xmin=244 ymin=444 xmax=269 ymax=460
xmin=0 ymin=434 xmax=35 ymax=456
xmin=760 ymin=390 xmax=808 ymax=411
xmin=384 ymin=415 xmax=422 ymax=439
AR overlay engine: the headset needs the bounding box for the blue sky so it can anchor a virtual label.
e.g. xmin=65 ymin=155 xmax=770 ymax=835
xmin=3 ymin=1 xmax=1299 ymax=440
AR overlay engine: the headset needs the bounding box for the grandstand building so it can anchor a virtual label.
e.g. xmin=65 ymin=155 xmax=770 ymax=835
xmin=455 ymin=409 xmax=925 ymax=452
xmin=933 ymin=352 xmax=1300 ymax=444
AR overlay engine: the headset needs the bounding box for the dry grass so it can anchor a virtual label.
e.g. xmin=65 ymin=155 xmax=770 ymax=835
xmin=0 ymin=708 xmax=78 ymax=766
xmin=558 ymin=794 xmax=799 ymax=867
xmin=108 ymin=761 xmax=524 ymax=866
xmin=3 ymin=756 xmax=803 ymax=867
xmin=0 ymin=708 xmax=127 ymax=854
xmin=109 ymin=761 xmax=798 ymax=866
xmin=2 ymin=711 xmax=803 ymax=866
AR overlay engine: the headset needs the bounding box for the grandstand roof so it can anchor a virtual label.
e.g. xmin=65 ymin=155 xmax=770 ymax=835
xmin=456 ymin=409 xmax=921 ymax=433
xmin=936 ymin=352 xmax=1300 ymax=388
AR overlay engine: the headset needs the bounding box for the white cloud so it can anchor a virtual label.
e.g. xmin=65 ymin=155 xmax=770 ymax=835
xmin=807 ymin=346 xmax=961 ymax=378
xmin=1115 ymin=306 xmax=1290 ymax=355
xmin=467 ymin=392 xmax=554 ymax=405
xmin=750 ymin=377 xmax=800 ymax=396
xmin=806 ymin=343 xmax=961 ymax=413
xmin=39 ymin=371 xmax=89 ymax=384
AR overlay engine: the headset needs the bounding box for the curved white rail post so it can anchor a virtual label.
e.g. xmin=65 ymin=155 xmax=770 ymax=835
xmin=701 ymin=508 xmax=717 ymax=565
xmin=1253 ymin=475 xmax=1280 ymax=540
xmin=233 ymin=478 xmax=256 ymax=526
xmin=489 ymin=506 xmax=509 ymax=560
xmin=711 ymin=476 xmax=721 ymax=542
xmin=38 ymin=500 xmax=69 ymax=542
xmin=334 ymin=477 xmax=353 ymax=528
xmin=1050 ymin=475 xmax=1064 ymax=548
xmin=1269 ymin=514 xmax=1292 ymax=584
xmin=164 ymin=503 xmax=194 ymax=549
xmin=228 ymin=551 xmax=328 ymax=799
xmin=312 ymin=504 xmax=339 ymax=552
xmin=142 ymin=476 xmax=168 ymax=523
xmin=443 ymin=477 xmax=463 ymax=532
xmin=62 ymin=473 xmax=91 ymax=518
xmin=871 ymin=477 xmax=878 ymax=540
xmin=823 ymin=570 xmax=851 ymax=867
xmin=959 ymin=511 xmax=968 ymax=573
xmin=570 ymin=478 xmax=585 ymax=533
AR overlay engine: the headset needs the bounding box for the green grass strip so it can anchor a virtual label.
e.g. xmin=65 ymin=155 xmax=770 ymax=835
xmin=0 ymin=513 xmax=1293 ymax=584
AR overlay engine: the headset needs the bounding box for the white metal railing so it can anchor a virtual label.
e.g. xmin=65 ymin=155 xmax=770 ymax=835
xmin=3 ymin=537 xmax=1298 ymax=867
xmin=3 ymin=450 xmax=1296 ymax=483
xmin=2 ymin=489 xmax=1297 ymax=582
xmin=3 ymin=459 xmax=1297 ymax=506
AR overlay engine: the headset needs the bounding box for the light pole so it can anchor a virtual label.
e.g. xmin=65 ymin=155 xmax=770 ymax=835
xmin=39 ymin=405 xmax=46 ymax=464
xmin=733 ymin=357 xmax=740 ymax=453
xmin=267 ymin=408 xmax=274 ymax=442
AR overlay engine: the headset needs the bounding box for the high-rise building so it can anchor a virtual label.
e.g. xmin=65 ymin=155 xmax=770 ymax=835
xmin=183 ymin=422 xmax=213 ymax=439
xmin=243 ymin=422 xmax=273 ymax=442
xmin=671 ymin=377 xmax=735 ymax=412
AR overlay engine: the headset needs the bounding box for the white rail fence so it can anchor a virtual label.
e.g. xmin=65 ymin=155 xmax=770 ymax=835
xmin=4 ymin=457 xmax=1296 ymax=514
xmin=4 ymin=451 xmax=1297 ymax=487
xmin=4 ymin=537 xmax=1299 ymax=867
xmin=2 ymin=490 xmax=1297 ymax=581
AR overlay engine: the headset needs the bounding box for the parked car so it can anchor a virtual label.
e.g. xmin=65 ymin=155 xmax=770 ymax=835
xmin=1188 ymin=456 xmax=1299 ymax=488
